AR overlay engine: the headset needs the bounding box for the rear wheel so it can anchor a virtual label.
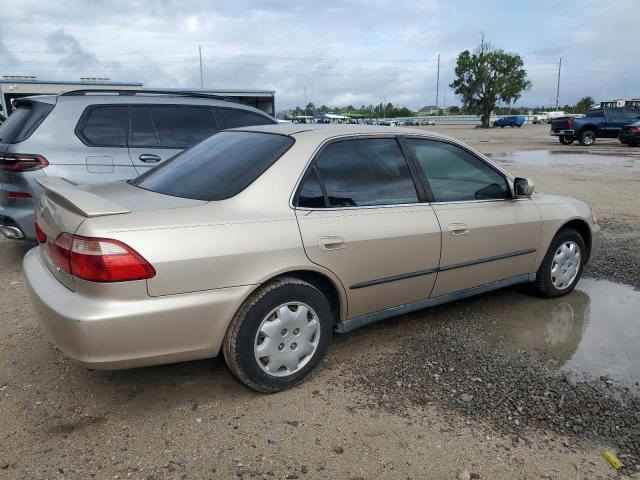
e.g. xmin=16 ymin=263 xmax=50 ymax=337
xmin=533 ymin=228 xmax=586 ymax=298
xmin=223 ymin=277 xmax=333 ymax=392
xmin=559 ymin=135 xmax=574 ymax=145
xmin=578 ymin=129 xmax=596 ymax=146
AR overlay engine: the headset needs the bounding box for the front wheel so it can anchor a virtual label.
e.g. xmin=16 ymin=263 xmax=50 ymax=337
xmin=533 ymin=228 xmax=586 ymax=298
xmin=559 ymin=135 xmax=574 ymax=145
xmin=223 ymin=277 xmax=333 ymax=392
xmin=578 ymin=129 xmax=596 ymax=146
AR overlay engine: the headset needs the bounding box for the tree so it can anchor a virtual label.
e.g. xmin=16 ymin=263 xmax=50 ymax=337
xmin=575 ymin=96 xmax=595 ymax=114
xmin=449 ymin=106 xmax=461 ymax=115
xmin=305 ymin=102 xmax=316 ymax=115
xmin=450 ymin=41 xmax=532 ymax=127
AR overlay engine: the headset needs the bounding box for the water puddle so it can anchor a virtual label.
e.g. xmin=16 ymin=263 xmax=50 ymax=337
xmin=489 ymin=150 xmax=639 ymax=169
xmin=477 ymin=278 xmax=640 ymax=391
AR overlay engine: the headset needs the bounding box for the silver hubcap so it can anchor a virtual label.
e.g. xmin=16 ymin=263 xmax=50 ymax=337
xmin=254 ymin=302 xmax=320 ymax=377
xmin=551 ymin=241 xmax=581 ymax=290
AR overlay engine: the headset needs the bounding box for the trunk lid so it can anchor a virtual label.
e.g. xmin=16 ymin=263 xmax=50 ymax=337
xmin=35 ymin=177 xmax=205 ymax=290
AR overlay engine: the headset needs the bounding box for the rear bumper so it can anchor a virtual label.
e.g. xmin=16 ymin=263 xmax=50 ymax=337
xmin=0 ymin=198 xmax=36 ymax=240
xmin=619 ymin=133 xmax=639 ymax=144
xmin=24 ymin=247 xmax=254 ymax=370
xmin=550 ymin=129 xmax=575 ymax=136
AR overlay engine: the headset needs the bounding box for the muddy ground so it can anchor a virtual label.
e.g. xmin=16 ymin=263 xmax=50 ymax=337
xmin=1 ymin=124 xmax=639 ymax=479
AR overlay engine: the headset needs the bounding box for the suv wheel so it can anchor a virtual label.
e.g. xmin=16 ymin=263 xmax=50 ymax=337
xmin=533 ymin=228 xmax=586 ymax=298
xmin=578 ymin=129 xmax=596 ymax=146
xmin=223 ymin=277 xmax=333 ymax=392
xmin=559 ymin=135 xmax=574 ymax=145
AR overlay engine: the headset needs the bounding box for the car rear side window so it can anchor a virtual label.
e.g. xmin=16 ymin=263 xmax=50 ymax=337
xmin=130 ymin=106 xmax=160 ymax=147
xmin=297 ymin=166 xmax=326 ymax=208
xmin=218 ymin=108 xmax=274 ymax=129
xmin=79 ymin=106 xmax=128 ymax=147
xmin=299 ymin=138 xmax=419 ymax=208
xmin=407 ymin=139 xmax=508 ymax=202
xmin=130 ymin=131 xmax=294 ymax=201
xmin=149 ymin=106 xmax=219 ymax=148
xmin=0 ymin=102 xmax=54 ymax=144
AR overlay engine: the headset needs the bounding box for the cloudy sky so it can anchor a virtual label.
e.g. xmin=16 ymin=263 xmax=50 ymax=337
xmin=1 ymin=0 xmax=638 ymax=110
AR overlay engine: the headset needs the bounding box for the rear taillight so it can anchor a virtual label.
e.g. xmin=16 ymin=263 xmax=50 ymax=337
xmin=8 ymin=191 xmax=32 ymax=199
xmin=567 ymin=117 xmax=574 ymax=129
xmin=47 ymin=234 xmax=155 ymax=282
xmin=0 ymin=153 xmax=49 ymax=171
xmin=34 ymin=222 xmax=47 ymax=243
xmin=628 ymin=126 xmax=640 ymax=133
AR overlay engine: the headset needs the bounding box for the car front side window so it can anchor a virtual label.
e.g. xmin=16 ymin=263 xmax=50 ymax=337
xmin=297 ymin=138 xmax=419 ymax=208
xmin=407 ymin=139 xmax=509 ymax=203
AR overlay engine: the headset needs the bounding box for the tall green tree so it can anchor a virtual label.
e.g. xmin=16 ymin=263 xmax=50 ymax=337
xmin=450 ymin=42 xmax=532 ymax=127
xmin=575 ymin=96 xmax=595 ymax=114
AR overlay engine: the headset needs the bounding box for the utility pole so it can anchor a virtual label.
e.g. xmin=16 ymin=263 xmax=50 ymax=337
xmin=435 ymin=54 xmax=440 ymax=116
xmin=555 ymin=57 xmax=562 ymax=110
xmin=304 ymin=85 xmax=307 ymax=116
xmin=198 ymin=46 xmax=204 ymax=89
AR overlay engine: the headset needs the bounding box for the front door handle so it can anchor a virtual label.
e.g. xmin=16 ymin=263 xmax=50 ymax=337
xmin=318 ymin=236 xmax=346 ymax=251
xmin=448 ymin=223 xmax=470 ymax=236
xmin=139 ymin=153 xmax=161 ymax=163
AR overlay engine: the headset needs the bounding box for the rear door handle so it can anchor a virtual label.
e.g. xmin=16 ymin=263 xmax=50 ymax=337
xmin=448 ymin=223 xmax=470 ymax=236
xmin=318 ymin=236 xmax=346 ymax=251
xmin=139 ymin=153 xmax=161 ymax=163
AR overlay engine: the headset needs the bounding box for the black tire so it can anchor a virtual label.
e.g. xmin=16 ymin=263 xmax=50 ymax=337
xmin=222 ymin=277 xmax=333 ymax=392
xmin=533 ymin=228 xmax=586 ymax=298
xmin=559 ymin=135 xmax=574 ymax=145
xmin=578 ymin=128 xmax=596 ymax=146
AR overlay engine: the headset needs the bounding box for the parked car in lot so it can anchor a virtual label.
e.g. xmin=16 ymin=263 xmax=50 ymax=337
xmin=550 ymin=107 xmax=640 ymax=145
xmin=25 ymin=125 xmax=600 ymax=392
xmin=619 ymin=121 xmax=640 ymax=147
xmin=0 ymin=90 xmax=276 ymax=241
xmin=532 ymin=113 xmax=548 ymax=124
xmin=492 ymin=116 xmax=526 ymax=128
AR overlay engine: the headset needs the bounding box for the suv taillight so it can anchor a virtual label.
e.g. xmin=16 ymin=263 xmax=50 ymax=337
xmin=567 ymin=117 xmax=574 ymax=129
xmin=0 ymin=153 xmax=49 ymax=171
xmin=47 ymin=233 xmax=155 ymax=282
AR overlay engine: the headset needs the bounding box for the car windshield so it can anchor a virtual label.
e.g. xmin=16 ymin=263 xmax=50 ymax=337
xmin=130 ymin=131 xmax=294 ymax=201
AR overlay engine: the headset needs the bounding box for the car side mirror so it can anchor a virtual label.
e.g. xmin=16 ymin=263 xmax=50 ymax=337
xmin=513 ymin=177 xmax=534 ymax=197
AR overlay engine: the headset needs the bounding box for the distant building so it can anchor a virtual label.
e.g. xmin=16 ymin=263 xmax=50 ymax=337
xmin=418 ymin=105 xmax=438 ymax=115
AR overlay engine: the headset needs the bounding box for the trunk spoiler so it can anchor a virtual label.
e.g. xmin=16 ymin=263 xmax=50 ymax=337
xmin=36 ymin=177 xmax=131 ymax=217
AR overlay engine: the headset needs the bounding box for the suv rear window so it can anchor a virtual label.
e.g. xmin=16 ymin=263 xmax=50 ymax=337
xmin=79 ymin=106 xmax=128 ymax=146
xmin=130 ymin=131 xmax=294 ymax=201
xmin=0 ymin=101 xmax=54 ymax=144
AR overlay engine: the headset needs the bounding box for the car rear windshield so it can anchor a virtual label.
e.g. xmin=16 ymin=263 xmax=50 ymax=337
xmin=0 ymin=101 xmax=54 ymax=144
xmin=130 ymin=131 xmax=294 ymax=201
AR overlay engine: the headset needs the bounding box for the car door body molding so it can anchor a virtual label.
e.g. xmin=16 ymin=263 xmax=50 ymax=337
xmin=438 ymin=247 xmax=536 ymax=272
xmin=348 ymin=247 xmax=536 ymax=289
xmin=350 ymin=267 xmax=439 ymax=289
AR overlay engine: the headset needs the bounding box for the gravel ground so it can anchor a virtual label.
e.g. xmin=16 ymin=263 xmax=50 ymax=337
xmin=348 ymin=310 xmax=640 ymax=474
xmin=584 ymin=216 xmax=640 ymax=290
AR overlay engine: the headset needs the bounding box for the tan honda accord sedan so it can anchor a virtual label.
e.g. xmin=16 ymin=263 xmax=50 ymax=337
xmin=24 ymin=124 xmax=600 ymax=392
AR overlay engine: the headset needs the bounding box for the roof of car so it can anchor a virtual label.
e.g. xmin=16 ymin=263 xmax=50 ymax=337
xmin=234 ymin=123 xmax=454 ymax=141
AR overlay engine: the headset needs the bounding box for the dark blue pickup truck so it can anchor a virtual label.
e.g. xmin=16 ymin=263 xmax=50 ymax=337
xmin=550 ymin=107 xmax=640 ymax=145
